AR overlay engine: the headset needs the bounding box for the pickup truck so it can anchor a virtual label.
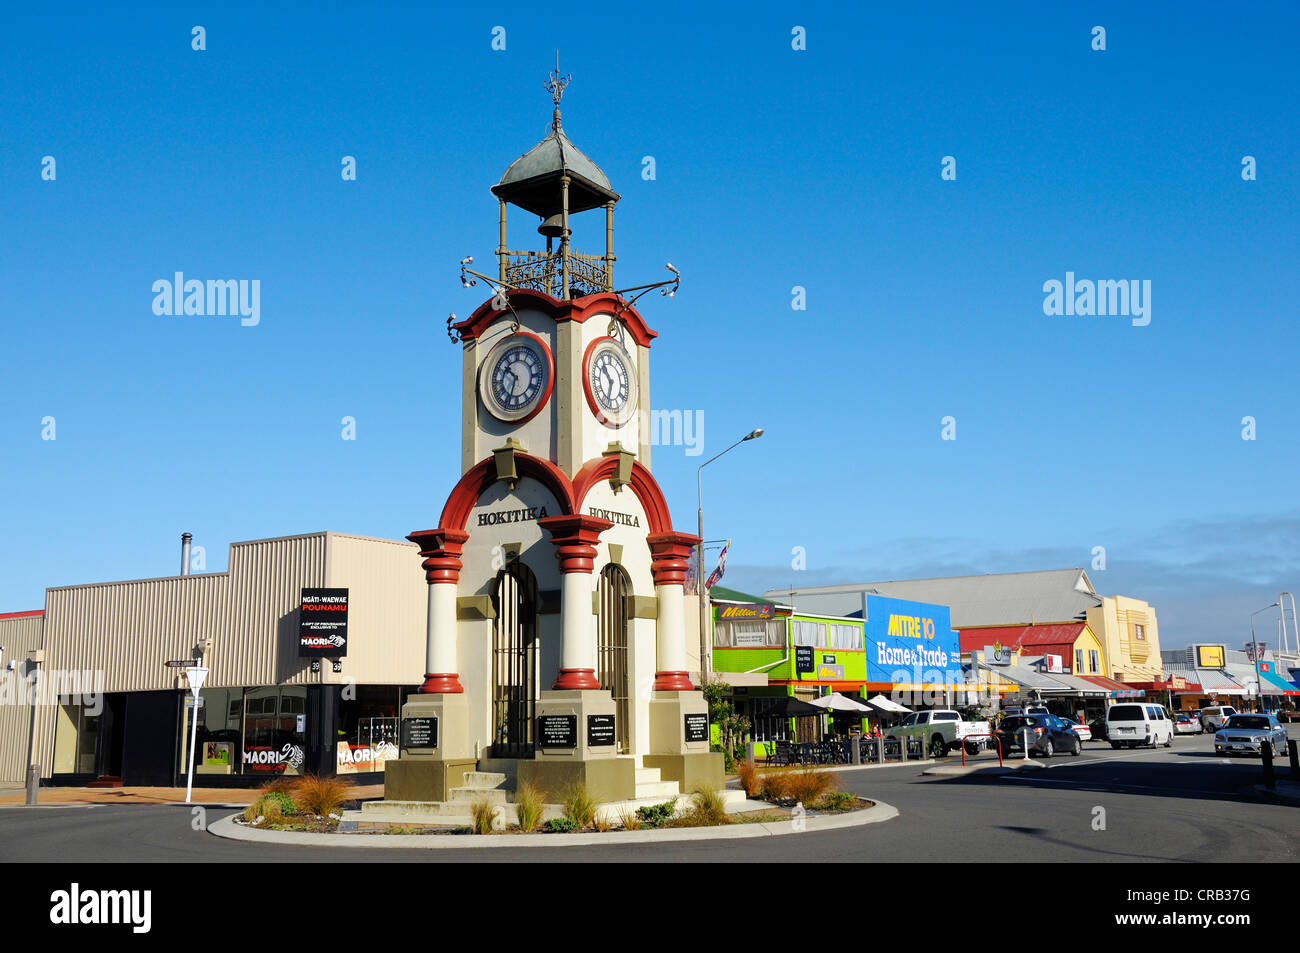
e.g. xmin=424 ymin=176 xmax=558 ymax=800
xmin=885 ymin=709 xmax=992 ymax=759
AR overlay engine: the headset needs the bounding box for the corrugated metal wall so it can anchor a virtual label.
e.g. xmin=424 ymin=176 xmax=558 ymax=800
xmin=323 ymin=533 xmax=425 ymax=686
xmin=30 ymin=532 xmax=429 ymax=778
xmin=0 ymin=614 xmax=45 ymax=785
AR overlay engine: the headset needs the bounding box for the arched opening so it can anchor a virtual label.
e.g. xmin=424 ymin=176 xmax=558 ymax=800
xmin=491 ymin=561 xmax=540 ymax=758
xmin=596 ymin=563 xmax=631 ymax=753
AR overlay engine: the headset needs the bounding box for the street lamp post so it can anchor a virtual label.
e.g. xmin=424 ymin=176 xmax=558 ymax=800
xmin=1251 ymin=603 xmax=1279 ymax=713
xmin=697 ymin=428 xmax=763 ymax=687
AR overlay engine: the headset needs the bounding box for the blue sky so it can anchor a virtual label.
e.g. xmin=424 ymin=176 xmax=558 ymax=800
xmin=2 ymin=3 xmax=1297 ymax=649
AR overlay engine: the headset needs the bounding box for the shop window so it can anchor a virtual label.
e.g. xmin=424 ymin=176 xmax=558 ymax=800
xmin=829 ymin=623 xmax=863 ymax=650
xmin=336 ymin=686 xmax=409 ymax=774
xmin=792 ymin=620 xmax=827 ymax=648
xmin=238 ymin=687 xmax=308 ymax=776
xmin=750 ymin=697 xmax=791 ymax=742
xmin=715 ymin=620 xmax=781 ymax=648
xmin=54 ymin=704 xmax=99 ymax=774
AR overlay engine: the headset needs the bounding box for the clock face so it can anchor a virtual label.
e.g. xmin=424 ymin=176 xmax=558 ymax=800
xmin=582 ymin=337 xmax=638 ymax=428
xmin=479 ymin=332 xmax=554 ymax=423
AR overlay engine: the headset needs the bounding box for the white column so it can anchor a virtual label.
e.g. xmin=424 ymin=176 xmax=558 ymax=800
xmin=560 ymin=571 xmax=595 ymax=673
xmin=426 ymin=582 xmax=458 ymax=676
xmin=656 ymin=582 xmax=687 ymax=674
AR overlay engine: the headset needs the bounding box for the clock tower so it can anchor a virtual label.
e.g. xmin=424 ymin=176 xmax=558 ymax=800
xmin=388 ymin=68 xmax=719 ymax=806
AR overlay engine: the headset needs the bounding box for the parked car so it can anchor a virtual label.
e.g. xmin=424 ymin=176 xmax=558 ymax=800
xmin=1199 ymin=705 xmax=1237 ymax=733
xmin=1057 ymin=714 xmax=1092 ymax=742
xmin=1214 ymin=714 xmax=1289 ymax=757
xmin=995 ymin=714 xmax=1082 ymax=758
xmin=1088 ymin=717 xmax=1109 ymax=741
xmin=886 ymin=709 xmax=992 ymax=759
xmin=1106 ymin=703 xmax=1174 ymax=749
xmin=1173 ymin=713 xmax=1202 ymax=735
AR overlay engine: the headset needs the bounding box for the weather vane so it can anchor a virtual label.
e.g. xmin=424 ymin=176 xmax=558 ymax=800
xmin=545 ymin=51 xmax=570 ymax=107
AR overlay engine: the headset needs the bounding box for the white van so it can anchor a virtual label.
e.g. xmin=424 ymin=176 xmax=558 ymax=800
xmin=1106 ymin=703 xmax=1174 ymax=749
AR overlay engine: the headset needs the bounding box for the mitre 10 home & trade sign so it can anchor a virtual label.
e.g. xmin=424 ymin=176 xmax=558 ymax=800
xmin=299 ymin=588 xmax=349 ymax=657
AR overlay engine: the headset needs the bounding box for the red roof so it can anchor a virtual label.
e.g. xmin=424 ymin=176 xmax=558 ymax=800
xmin=0 ymin=610 xmax=44 ymax=620
xmin=958 ymin=623 xmax=1087 ymax=654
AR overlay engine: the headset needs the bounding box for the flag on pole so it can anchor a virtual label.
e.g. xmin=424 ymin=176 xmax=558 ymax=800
xmin=705 ymin=540 xmax=730 ymax=590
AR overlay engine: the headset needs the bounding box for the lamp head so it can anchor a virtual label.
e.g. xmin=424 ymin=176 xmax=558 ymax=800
xmin=744 ymin=428 xmax=764 ymax=440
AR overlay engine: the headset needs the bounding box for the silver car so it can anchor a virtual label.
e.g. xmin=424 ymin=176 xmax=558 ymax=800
xmin=1214 ymin=714 xmax=1289 ymax=757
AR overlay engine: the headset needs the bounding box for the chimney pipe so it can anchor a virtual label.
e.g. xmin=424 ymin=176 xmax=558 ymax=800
xmin=181 ymin=533 xmax=192 ymax=576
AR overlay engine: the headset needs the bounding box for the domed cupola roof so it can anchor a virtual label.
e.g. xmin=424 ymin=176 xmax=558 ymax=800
xmin=491 ymin=72 xmax=620 ymax=218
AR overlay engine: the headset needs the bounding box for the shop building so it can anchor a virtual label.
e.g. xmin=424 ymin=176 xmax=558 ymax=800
xmin=0 ymin=610 xmax=46 ymax=786
xmin=772 ymin=568 xmax=1166 ymax=686
xmin=711 ymin=589 xmax=966 ymax=743
xmin=2 ymin=532 xmax=426 ymax=787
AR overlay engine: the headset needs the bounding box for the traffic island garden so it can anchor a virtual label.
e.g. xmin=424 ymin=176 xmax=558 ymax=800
xmin=225 ymin=768 xmax=878 ymax=842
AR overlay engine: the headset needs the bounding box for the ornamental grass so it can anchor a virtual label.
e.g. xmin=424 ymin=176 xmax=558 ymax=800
xmin=289 ymin=773 xmax=355 ymax=817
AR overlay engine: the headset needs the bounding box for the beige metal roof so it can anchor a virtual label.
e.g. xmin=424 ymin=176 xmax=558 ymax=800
xmin=767 ymin=569 xmax=1104 ymax=628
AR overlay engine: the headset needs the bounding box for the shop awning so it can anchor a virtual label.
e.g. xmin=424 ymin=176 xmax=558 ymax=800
xmin=1079 ymin=675 xmax=1144 ymax=698
xmin=1036 ymin=674 xmax=1108 ymax=697
xmin=1194 ymin=669 xmax=1249 ymax=694
xmin=977 ymin=662 xmax=1073 ymax=693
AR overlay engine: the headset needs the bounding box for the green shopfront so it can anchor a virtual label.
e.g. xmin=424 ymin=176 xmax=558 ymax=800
xmin=711 ymin=590 xmax=966 ymax=753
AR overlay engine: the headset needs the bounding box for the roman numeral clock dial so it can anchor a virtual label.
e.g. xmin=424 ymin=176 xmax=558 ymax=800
xmin=582 ymin=336 xmax=638 ymax=427
xmin=478 ymin=332 xmax=554 ymax=423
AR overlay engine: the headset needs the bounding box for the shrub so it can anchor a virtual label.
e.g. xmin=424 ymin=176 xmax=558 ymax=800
xmin=290 ymin=774 xmax=355 ymax=817
xmin=735 ymin=760 xmax=761 ymax=798
xmin=635 ymin=800 xmax=676 ymax=829
xmin=513 ymin=781 xmax=543 ymax=833
xmin=814 ymin=791 xmax=856 ymax=811
xmin=260 ymin=778 xmax=296 ymax=796
xmin=470 ymin=799 xmax=496 ymax=835
xmin=542 ymin=817 xmax=578 ymax=833
xmin=758 ymin=770 xmax=792 ymax=804
xmin=243 ymin=794 xmax=285 ymax=825
xmin=682 ymin=785 xmax=731 ymax=826
xmin=785 ymin=767 xmax=836 ymax=806
xmin=562 ymin=782 xmax=596 ymax=828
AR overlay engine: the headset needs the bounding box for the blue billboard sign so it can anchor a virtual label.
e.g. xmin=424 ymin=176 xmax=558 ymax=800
xmin=863 ymin=595 xmax=963 ymax=685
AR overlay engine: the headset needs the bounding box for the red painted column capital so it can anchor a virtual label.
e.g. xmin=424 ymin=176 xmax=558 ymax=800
xmin=647 ymin=531 xmax=702 ymax=587
xmin=406 ymin=527 xmax=470 ymax=694
xmin=538 ymin=514 xmax=614 ymax=573
xmin=407 ymin=527 xmax=470 ymax=584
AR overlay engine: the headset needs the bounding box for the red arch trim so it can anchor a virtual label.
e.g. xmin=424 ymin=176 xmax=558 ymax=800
xmin=572 ymin=456 xmax=675 ymax=536
xmin=438 ymin=452 xmax=577 ymax=532
xmin=452 ymin=288 xmax=658 ymax=348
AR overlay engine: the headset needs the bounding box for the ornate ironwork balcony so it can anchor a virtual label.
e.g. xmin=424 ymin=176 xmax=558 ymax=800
xmin=498 ymin=249 xmax=612 ymax=299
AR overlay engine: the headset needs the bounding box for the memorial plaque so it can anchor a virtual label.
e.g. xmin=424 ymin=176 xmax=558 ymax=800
xmin=587 ymin=714 xmax=616 ymax=747
xmin=401 ymin=716 xmax=437 ymax=750
xmin=684 ymin=712 xmax=709 ymax=744
xmin=795 ymin=645 xmax=814 ymax=674
xmin=538 ymin=714 xmax=577 ymax=749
